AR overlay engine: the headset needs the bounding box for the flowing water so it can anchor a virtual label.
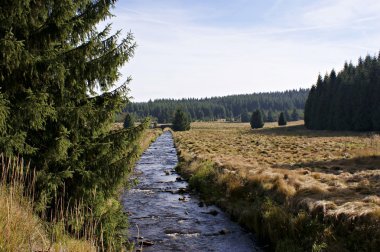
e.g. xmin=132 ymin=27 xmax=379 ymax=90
xmin=122 ymin=131 xmax=261 ymax=252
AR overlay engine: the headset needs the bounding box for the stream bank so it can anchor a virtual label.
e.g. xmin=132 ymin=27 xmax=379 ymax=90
xmin=122 ymin=131 xmax=261 ymax=251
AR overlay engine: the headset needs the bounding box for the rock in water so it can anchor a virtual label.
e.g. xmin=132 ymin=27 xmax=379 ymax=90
xmin=219 ymin=229 xmax=229 ymax=235
xmin=139 ymin=240 xmax=155 ymax=246
xmin=208 ymin=210 xmax=218 ymax=216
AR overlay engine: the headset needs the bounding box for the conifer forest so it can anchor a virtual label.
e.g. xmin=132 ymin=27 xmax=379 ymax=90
xmin=305 ymin=54 xmax=380 ymax=131
xmin=125 ymin=89 xmax=308 ymax=123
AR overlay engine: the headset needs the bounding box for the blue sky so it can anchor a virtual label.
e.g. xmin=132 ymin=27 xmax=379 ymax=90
xmin=107 ymin=0 xmax=380 ymax=101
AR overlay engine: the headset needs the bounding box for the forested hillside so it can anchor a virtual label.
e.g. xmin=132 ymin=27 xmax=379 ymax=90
xmin=125 ymin=89 xmax=309 ymax=123
xmin=305 ymin=54 xmax=380 ymax=131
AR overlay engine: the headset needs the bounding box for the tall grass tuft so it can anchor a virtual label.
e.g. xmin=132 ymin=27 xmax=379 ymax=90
xmin=0 ymin=154 xmax=100 ymax=251
xmin=0 ymin=154 xmax=47 ymax=251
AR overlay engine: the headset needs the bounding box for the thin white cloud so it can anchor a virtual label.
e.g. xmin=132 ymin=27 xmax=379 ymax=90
xmin=301 ymin=0 xmax=380 ymax=27
xmin=107 ymin=1 xmax=380 ymax=101
xmin=266 ymin=0 xmax=284 ymax=16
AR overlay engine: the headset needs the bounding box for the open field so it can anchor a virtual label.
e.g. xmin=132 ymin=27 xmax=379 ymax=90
xmin=173 ymin=121 xmax=380 ymax=251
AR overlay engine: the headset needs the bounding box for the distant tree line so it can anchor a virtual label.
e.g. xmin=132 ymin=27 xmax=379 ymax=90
xmin=125 ymin=89 xmax=309 ymax=123
xmin=305 ymin=54 xmax=380 ymax=131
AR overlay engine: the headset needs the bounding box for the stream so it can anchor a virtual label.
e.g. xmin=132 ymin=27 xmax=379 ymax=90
xmin=122 ymin=131 xmax=261 ymax=252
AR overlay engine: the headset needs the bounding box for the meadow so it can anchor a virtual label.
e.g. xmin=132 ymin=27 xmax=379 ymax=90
xmin=173 ymin=121 xmax=380 ymax=251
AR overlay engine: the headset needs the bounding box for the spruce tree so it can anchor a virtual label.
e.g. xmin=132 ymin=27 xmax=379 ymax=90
xmin=305 ymin=53 xmax=380 ymax=131
xmin=284 ymin=110 xmax=291 ymax=122
xmin=250 ymin=109 xmax=264 ymax=129
xmin=172 ymin=109 xmax=191 ymax=131
xmin=291 ymin=109 xmax=299 ymax=121
xmin=0 ymin=0 xmax=147 ymax=248
xmin=267 ymin=110 xmax=275 ymax=122
xmin=278 ymin=112 xmax=287 ymax=126
xmin=261 ymin=109 xmax=267 ymax=122
xmin=241 ymin=110 xmax=250 ymax=122
xmin=304 ymin=85 xmax=316 ymax=128
xmin=123 ymin=113 xmax=135 ymax=128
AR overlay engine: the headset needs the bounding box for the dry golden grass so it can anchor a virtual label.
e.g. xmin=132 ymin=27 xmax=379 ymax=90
xmin=0 ymin=185 xmax=48 ymax=251
xmin=139 ymin=128 xmax=163 ymax=151
xmin=0 ymin=186 xmax=96 ymax=252
xmin=51 ymin=238 xmax=97 ymax=252
xmin=174 ymin=121 xmax=380 ymax=221
xmin=0 ymin=155 xmax=99 ymax=252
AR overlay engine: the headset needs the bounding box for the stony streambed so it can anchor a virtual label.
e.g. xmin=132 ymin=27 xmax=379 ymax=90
xmin=122 ymin=131 xmax=261 ymax=252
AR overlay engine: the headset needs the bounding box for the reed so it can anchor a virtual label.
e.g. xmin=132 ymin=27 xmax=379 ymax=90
xmin=0 ymin=154 xmax=99 ymax=251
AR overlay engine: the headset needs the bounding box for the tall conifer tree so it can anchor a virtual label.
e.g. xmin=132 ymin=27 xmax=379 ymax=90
xmin=0 ymin=0 xmax=147 ymax=248
xmin=284 ymin=110 xmax=291 ymax=122
xmin=278 ymin=112 xmax=287 ymax=126
xmin=261 ymin=109 xmax=267 ymax=122
xmin=241 ymin=109 xmax=250 ymax=122
xmin=305 ymin=53 xmax=380 ymax=131
xmin=291 ymin=109 xmax=299 ymax=121
xmin=267 ymin=110 xmax=275 ymax=122
xmin=250 ymin=109 xmax=264 ymax=129
xmin=172 ymin=109 xmax=190 ymax=131
xmin=123 ymin=113 xmax=135 ymax=128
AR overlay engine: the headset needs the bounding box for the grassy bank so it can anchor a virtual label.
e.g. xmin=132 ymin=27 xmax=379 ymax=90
xmin=136 ymin=128 xmax=163 ymax=153
xmin=0 ymin=186 xmax=96 ymax=251
xmin=174 ymin=122 xmax=380 ymax=251
xmin=0 ymin=128 xmax=162 ymax=252
xmin=0 ymin=154 xmax=97 ymax=251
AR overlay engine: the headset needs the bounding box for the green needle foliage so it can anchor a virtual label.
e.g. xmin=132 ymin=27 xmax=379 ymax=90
xmin=267 ymin=110 xmax=275 ymax=122
xmin=0 ymin=0 xmax=147 ymax=249
xmin=305 ymin=53 xmax=380 ymax=131
xmin=123 ymin=113 xmax=135 ymax=128
xmin=250 ymin=109 xmax=264 ymax=129
xmin=284 ymin=110 xmax=291 ymax=122
xmin=278 ymin=112 xmax=287 ymax=126
xmin=126 ymin=89 xmax=309 ymax=123
xmin=172 ymin=109 xmax=191 ymax=131
xmin=291 ymin=109 xmax=300 ymax=121
xmin=241 ymin=109 xmax=250 ymax=123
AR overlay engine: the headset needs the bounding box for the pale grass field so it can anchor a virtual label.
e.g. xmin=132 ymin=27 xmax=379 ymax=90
xmin=174 ymin=121 xmax=380 ymax=220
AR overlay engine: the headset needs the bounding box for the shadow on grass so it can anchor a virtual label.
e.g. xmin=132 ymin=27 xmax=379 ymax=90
xmin=274 ymin=155 xmax=380 ymax=205
xmin=274 ymin=155 xmax=380 ymax=174
xmin=249 ymin=124 xmax=375 ymax=138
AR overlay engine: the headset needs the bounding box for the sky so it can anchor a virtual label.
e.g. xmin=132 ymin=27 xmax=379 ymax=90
xmin=106 ymin=0 xmax=380 ymax=102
